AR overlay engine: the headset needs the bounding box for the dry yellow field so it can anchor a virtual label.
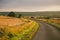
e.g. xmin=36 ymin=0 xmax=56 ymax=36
xmin=0 ymin=16 xmax=38 ymax=40
xmin=50 ymin=19 xmax=60 ymax=23
xmin=0 ymin=16 xmax=24 ymax=26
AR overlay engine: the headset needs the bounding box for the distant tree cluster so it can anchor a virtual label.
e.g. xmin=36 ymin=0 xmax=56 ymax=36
xmin=18 ymin=14 xmax=22 ymax=18
xmin=8 ymin=12 xmax=22 ymax=18
xmin=44 ymin=17 xmax=50 ymax=19
xmin=8 ymin=12 xmax=15 ymax=17
xmin=31 ymin=17 xmax=34 ymax=18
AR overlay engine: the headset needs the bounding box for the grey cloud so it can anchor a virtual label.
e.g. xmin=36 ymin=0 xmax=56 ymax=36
xmin=22 ymin=0 xmax=60 ymax=6
xmin=0 ymin=0 xmax=60 ymax=11
xmin=0 ymin=0 xmax=23 ymax=8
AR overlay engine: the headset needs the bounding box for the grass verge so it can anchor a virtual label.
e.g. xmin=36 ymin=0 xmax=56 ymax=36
xmin=0 ymin=20 xmax=39 ymax=40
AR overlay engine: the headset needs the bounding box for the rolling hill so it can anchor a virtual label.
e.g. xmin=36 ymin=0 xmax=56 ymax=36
xmin=0 ymin=11 xmax=60 ymax=17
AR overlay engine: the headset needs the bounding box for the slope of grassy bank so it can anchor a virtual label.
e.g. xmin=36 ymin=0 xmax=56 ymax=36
xmin=44 ymin=19 xmax=60 ymax=29
xmin=0 ymin=16 xmax=39 ymax=40
xmin=40 ymin=19 xmax=60 ymax=29
xmin=48 ymin=22 xmax=60 ymax=29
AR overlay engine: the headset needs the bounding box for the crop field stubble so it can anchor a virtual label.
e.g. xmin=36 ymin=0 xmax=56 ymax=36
xmin=40 ymin=18 xmax=60 ymax=28
xmin=48 ymin=19 xmax=60 ymax=28
xmin=0 ymin=16 xmax=39 ymax=40
xmin=41 ymin=19 xmax=60 ymax=28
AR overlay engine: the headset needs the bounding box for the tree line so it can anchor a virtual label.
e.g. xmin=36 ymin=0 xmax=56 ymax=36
xmin=8 ymin=12 xmax=22 ymax=18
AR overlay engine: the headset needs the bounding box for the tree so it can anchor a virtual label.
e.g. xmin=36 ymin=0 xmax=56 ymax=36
xmin=8 ymin=12 xmax=15 ymax=17
xmin=45 ymin=17 xmax=50 ymax=19
xmin=18 ymin=14 xmax=22 ymax=18
xmin=31 ymin=17 xmax=34 ymax=18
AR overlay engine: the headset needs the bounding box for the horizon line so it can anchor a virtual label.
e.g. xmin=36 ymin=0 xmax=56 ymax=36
xmin=0 ymin=11 xmax=60 ymax=12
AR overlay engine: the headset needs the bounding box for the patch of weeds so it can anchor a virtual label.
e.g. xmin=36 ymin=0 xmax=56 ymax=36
xmin=8 ymin=33 xmax=14 ymax=38
xmin=0 ymin=28 xmax=5 ymax=38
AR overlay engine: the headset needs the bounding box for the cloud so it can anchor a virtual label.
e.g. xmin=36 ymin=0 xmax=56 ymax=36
xmin=0 ymin=0 xmax=60 ymax=11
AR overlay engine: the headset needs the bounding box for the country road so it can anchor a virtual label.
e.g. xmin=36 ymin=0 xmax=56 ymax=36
xmin=32 ymin=20 xmax=60 ymax=40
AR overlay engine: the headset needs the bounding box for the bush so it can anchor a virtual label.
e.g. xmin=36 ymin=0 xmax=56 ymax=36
xmin=8 ymin=12 xmax=16 ymax=17
xmin=18 ymin=14 xmax=22 ymax=18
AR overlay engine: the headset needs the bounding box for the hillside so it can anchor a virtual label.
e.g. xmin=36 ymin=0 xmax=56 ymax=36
xmin=0 ymin=16 xmax=38 ymax=40
xmin=0 ymin=11 xmax=60 ymax=17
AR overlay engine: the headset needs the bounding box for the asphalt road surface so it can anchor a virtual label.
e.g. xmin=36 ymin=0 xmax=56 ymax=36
xmin=32 ymin=20 xmax=60 ymax=40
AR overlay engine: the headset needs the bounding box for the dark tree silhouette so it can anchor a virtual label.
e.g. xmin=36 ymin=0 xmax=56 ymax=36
xmin=8 ymin=12 xmax=15 ymax=17
xmin=45 ymin=17 xmax=50 ymax=19
xmin=31 ymin=17 xmax=34 ymax=18
xmin=18 ymin=14 xmax=22 ymax=18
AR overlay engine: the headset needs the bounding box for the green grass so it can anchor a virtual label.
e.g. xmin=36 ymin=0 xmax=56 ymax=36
xmin=50 ymin=23 xmax=60 ymax=28
xmin=0 ymin=21 xmax=39 ymax=40
xmin=46 ymin=20 xmax=60 ymax=29
xmin=10 ymin=21 xmax=38 ymax=40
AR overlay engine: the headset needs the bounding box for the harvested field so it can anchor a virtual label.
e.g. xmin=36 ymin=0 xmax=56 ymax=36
xmin=0 ymin=16 xmax=24 ymax=26
xmin=50 ymin=19 xmax=60 ymax=23
xmin=0 ymin=16 xmax=38 ymax=40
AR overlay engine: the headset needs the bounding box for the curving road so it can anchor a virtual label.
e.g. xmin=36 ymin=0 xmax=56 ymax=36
xmin=32 ymin=20 xmax=60 ymax=40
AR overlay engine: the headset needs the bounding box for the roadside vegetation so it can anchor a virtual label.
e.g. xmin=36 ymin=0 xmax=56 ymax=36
xmin=40 ymin=17 xmax=60 ymax=29
xmin=0 ymin=12 xmax=39 ymax=40
xmin=47 ymin=19 xmax=60 ymax=28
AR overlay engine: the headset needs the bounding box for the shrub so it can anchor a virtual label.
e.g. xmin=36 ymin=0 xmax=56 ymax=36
xmin=8 ymin=12 xmax=16 ymax=17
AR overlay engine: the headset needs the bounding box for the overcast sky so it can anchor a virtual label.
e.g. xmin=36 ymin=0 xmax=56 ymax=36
xmin=0 ymin=0 xmax=60 ymax=12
